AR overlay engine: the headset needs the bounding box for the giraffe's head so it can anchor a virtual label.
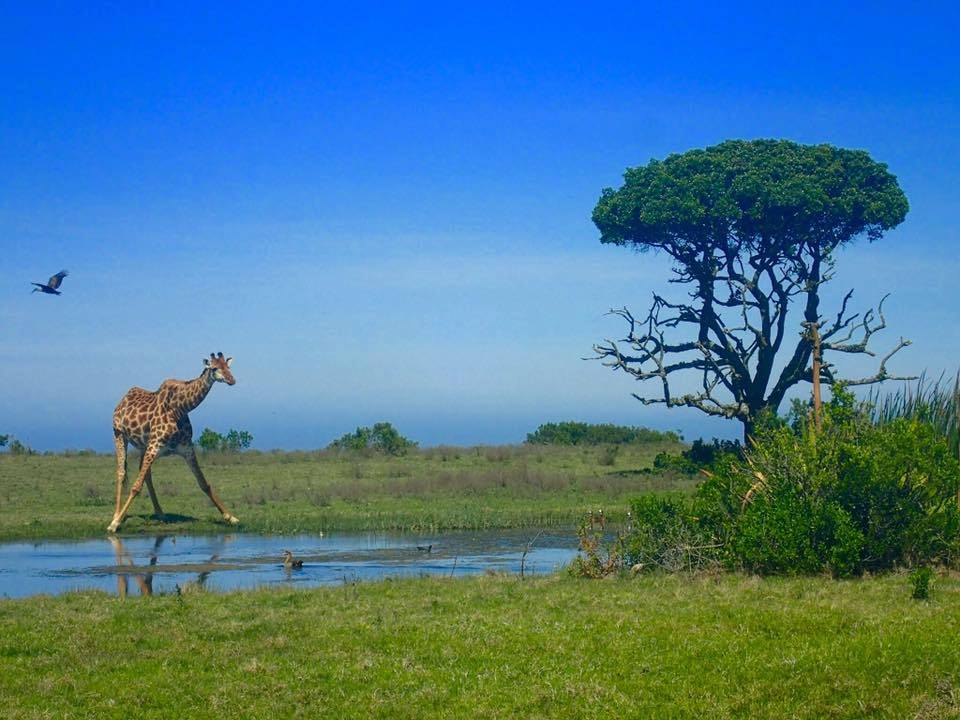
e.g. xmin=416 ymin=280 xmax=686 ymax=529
xmin=204 ymin=352 xmax=236 ymax=385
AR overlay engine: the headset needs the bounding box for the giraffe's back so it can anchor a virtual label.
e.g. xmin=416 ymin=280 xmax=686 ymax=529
xmin=114 ymin=387 xmax=161 ymax=438
xmin=114 ymin=385 xmax=193 ymax=451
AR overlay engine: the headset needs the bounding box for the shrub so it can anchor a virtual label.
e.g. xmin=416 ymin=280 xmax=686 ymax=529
xmin=7 ymin=438 xmax=35 ymax=456
xmin=328 ymin=422 xmax=417 ymax=456
xmin=624 ymin=495 xmax=721 ymax=573
xmin=910 ymin=566 xmax=933 ymax=600
xmin=698 ymin=386 xmax=960 ymax=575
xmin=610 ymin=386 xmax=960 ymax=578
xmin=870 ymin=372 xmax=959 ymax=460
xmin=569 ymin=519 xmax=623 ymax=578
xmin=197 ymin=428 xmax=254 ymax=452
xmin=526 ymin=421 xmax=680 ymax=446
xmin=598 ymin=445 xmax=620 ymax=467
xmin=654 ymin=438 xmax=743 ymax=474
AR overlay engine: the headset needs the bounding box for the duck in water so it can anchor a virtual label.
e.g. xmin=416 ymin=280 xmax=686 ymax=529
xmin=282 ymin=550 xmax=304 ymax=569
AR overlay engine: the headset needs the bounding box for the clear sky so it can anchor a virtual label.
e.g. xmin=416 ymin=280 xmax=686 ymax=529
xmin=1 ymin=2 xmax=958 ymax=450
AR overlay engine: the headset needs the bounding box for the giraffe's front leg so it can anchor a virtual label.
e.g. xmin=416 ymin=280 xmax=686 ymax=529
xmin=113 ymin=431 xmax=127 ymax=517
xmin=108 ymin=444 xmax=159 ymax=532
xmin=180 ymin=445 xmax=240 ymax=524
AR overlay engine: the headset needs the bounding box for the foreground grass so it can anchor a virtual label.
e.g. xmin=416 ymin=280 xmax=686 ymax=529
xmin=1 ymin=572 xmax=959 ymax=719
xmin=0 ymin=443 xmax=688 ymax=540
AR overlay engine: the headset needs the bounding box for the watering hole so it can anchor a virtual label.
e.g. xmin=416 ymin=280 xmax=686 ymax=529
xmin=0 ymin=529 xmax=579 ymax=598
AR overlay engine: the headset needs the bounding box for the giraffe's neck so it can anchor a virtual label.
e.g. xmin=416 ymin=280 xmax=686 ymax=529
xmin=175 ymin=368 xmax=217 ymax=414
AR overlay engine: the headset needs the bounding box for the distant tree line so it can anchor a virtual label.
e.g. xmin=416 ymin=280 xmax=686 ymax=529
xmin=197 ymin=428 xmax=254 ymax=453
xmin=328 ymin=422 xmax=418 ymax=456
xmin=525 ymin=422 xmax=680 ymax=446
xmin=0 ymin=434 xmax=36 ymax=455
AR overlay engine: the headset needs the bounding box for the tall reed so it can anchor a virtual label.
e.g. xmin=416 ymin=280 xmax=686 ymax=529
xmin=868 ymin=372 xmax=960 ymax=459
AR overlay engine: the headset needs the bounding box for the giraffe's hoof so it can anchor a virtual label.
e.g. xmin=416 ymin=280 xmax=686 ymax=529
xmin=224 ymin=514 xmax=240 ymax=525
xmin=107 ymin=520 xmax=120 ymax=533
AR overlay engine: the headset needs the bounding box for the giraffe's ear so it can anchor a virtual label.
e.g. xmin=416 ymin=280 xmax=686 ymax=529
xmin=226 ymin=357 xmax=233 ymax=367
xmin=203 ymin=358 xmax=210 ymax=367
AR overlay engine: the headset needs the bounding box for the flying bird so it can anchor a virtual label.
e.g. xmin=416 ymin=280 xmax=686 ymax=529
xmin=31 ymin=270 xmax=69 ymax=295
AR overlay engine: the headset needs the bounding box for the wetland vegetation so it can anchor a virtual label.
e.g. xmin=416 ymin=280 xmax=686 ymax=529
xmin=0 ymin=440 xmax=688 ymax=541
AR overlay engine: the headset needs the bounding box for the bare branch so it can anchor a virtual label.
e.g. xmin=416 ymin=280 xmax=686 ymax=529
xmin=822 ymin=293 xmax=891 ymax=355
xmin=833 ymin=337 xmax=917 ymax=386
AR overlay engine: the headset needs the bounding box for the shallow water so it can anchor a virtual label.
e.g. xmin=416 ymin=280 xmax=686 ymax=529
xmin=0 ymin=529 xmax=578 ymax=598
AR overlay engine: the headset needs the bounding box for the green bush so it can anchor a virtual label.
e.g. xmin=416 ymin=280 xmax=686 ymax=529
xmin=614 ymin=386 xmax=960 ymax=578
xmin=526 ymin=421 xmax=680 ymax=446
xmin=623 ymin=495 xmax=720 ymax=573
xmin=910 ymin=566 xmax=933 ymax=600
xmin=328 ymin=422 xmax=417 ymax=456
xmin=698 ymin=387 xmax=960 ymax=575
xmin=727 ymin=488 xmax=864 ymax=577
xmin=654 ymin=438 xmax=742 ymax=474
xmin=197 ymin=428 xmax=254 ymax=452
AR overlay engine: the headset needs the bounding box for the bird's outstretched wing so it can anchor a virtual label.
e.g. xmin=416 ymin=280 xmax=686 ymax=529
xmin=47 ymin=270 xmax=68 ymax=289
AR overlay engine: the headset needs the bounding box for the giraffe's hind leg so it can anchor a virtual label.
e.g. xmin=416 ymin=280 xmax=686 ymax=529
xmin=180 ymin=445 xmax=239 ymax=525
xmin=141 ymin=456 xmax=164 ymax=519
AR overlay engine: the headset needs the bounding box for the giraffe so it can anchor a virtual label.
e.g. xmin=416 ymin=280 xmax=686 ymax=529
xmin=108 ymin=352 xmax=241 ymax=533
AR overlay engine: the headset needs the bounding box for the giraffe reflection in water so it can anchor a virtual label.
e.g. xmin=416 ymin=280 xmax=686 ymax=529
xmin=108 ymin=535 xmax=231 ymax=597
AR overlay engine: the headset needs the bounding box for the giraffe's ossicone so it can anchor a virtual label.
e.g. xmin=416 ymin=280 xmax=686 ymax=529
xmin=108 ymin=352 xmax=240 ymax=533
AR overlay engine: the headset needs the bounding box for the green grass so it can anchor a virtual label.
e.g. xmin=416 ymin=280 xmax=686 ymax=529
xmin=1 ymin=571 xmax=958 ymax=719
xmin=0 ymin=442 xmax=690 ymax=540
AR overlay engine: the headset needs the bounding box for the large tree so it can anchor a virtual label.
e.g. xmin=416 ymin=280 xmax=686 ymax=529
xmin=592 ymin=139 xmax=913 ymax=440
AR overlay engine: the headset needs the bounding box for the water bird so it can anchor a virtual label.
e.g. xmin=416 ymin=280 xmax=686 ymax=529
xmin=31 ymin=270 xmax=69 ymax=295
xmin=416 ymin=544 xmax=433 ymax=553
xmin=282 ymin=550 xmax=304 ymax=569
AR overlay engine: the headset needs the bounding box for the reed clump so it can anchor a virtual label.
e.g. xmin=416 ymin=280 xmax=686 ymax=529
xmin=869 ymin=372 xmax=960 ymax=459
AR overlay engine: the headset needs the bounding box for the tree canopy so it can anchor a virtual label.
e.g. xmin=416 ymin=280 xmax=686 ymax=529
xmin=592 ymin=139 xmax=912 ymax=439
xmin=328 ymin=422 xmax=418 ymax=455
xmin=197 ymin=428 xmax=253 ymax=452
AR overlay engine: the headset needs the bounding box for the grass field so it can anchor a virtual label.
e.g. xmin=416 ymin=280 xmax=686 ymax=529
xmin=1 ymin=571 xmax=958 ymax=719
xmin=0 ymin=442 xmax=689 ymax=540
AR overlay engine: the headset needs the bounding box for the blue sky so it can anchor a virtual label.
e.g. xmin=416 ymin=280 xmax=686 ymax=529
xmin=1 ymin=2 xmax=958 ymax=450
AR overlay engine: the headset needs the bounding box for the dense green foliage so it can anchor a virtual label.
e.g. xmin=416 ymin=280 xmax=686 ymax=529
xmin=0 ymin=441 xmax=686 ymax=540
xmin=196 ymin=428 xmax=254 ymax=453
xmin=593 ymin=140 xmax=908 ymax=251
xmin=0 ymin=434 xmax=7 ymax=448
xmin=624 ymin=388 xmax=960 ymax=576
xmin=870 ymin=373 xmax=960 ymax=460
xmin=653 ymin=438 xmax=742 ymax=474
xmin=328 ymin=422 xmax=418 ymax=455
xmin=591 ymin=139 xmax=910 ymax=438
xmin=2 ymin=573 xmax=959 ymax=719
xmin=911 ymin=566 xmax=933 ymax=600
xmin=525 ymin=421 xmax=680 ymax=445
